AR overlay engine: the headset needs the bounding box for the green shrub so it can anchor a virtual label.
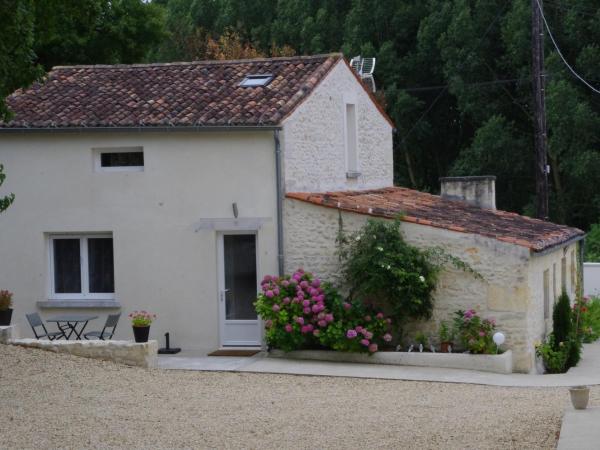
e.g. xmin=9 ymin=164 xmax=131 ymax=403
xmin=537 ymin=290 xmax=583 ymax=373
xmin=553 ymin=290 xmax=572 ymax=345
xmin=585 ymin=223 xmax=600 ymax=262
xmin=337 ymin=219 xmax=438 ymax=324
xmin=575 ymin=296 xmax=600 ymax=343
xmin=535 ymin=335 xmax=568 ymax=374
xmin=453 ymin=309 xmax=497 ymax=354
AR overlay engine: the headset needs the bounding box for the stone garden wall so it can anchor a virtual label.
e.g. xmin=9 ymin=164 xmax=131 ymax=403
xmin=4 ymin=332 xmax=157 ymax=368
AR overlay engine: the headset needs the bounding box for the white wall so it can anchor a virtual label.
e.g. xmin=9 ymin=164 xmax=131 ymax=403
xmin=584 ymin=263 xmax=600 ymax=296
xmin=0 ymin=131 xmax=279 ymax=352
xmin=281 ymin=60 xmax=393 ymax=193
xmin=283 ymin=198 xmax=577 ymax=373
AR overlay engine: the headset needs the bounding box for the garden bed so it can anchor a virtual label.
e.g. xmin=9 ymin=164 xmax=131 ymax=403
xmin=269 ymin=349 xmax=513 ymax=374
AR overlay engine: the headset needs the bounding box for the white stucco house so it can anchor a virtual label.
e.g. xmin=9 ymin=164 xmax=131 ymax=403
xmin=0 ymin=53 xmax=584 ymax=372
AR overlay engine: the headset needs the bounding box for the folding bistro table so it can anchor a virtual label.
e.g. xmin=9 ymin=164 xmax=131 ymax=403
xmin=46 ymin=314 xmax=98 ymax=340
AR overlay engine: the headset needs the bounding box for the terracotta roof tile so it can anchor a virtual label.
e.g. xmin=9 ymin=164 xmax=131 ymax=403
xmin=1 ymin=54 xmax=341 ymax=129
xmin=287 ymin=187 xmax=584 ymax=252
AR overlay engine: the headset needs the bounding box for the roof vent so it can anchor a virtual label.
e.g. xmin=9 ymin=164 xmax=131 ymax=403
xmin=239 ymin=74 xmax=273 ymax=87
xmin=349 ymin=56 xmax=376 ymax=92
xmin=440 ymin=176 xmax=496 ymax=210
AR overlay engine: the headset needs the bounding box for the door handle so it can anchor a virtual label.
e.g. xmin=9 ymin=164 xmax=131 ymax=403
xmin=220 ymin=289 xmax=230 ymax=302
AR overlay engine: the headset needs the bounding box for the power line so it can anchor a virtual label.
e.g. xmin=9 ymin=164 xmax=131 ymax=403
xmin=535 ymin=0 xmax=600 ymax=94
xmin=399 ymin=2 xmax=510 ymax=144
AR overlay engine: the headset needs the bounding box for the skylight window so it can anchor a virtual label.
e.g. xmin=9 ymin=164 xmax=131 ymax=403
xmin=239 ymin=74 xmax=273 ymax=87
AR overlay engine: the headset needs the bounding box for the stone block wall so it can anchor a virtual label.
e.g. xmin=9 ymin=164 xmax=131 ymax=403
xmin=281 ymin=60 xmax=393 ymax=193
xmin=9 ymin=338 xmax=158 ymax=368
xmin=283 ymin=198 xmax=545 ymax=373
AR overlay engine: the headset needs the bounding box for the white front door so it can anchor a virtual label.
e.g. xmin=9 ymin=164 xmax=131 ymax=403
xmin=217 ymin=232 xmax=261 ymax=346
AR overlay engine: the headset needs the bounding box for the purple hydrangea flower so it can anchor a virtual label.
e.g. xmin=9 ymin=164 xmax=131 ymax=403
xmin=346 ymin=330 xmax=358 ymax=339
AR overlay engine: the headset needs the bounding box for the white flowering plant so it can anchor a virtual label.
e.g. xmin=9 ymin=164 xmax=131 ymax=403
xmin=337 ymin=219 xmax=438 ymax=325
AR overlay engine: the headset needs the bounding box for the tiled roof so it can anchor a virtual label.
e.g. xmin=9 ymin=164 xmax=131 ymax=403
xmin=287 ymin=187 xmax=585 ymax=252
xmin=1 ymin=54 xmax=342 ymax=129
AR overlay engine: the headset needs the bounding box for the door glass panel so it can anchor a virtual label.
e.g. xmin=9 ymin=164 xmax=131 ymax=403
xmin=88 ymin=238 xmax=115 ymax=293
xmin=53 ymin=239 xmax=81 ymax=293
xmin=224 ymin=234 xmax=257 ymax=320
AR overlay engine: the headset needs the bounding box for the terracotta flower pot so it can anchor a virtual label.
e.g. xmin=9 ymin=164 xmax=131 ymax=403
xmin=440 ymin=341 xmax=453 ymax=353
xmin=133 ymin=326 xmax=150 ymax=343
xmin=569 ymin=386 xmax=590 ymax=410
xmin=0 ymin=308 xmax=13 ymax=326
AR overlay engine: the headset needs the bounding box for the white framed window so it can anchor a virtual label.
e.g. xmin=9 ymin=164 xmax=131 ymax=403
xmin=93 ymin=147 xmax=144 ymax=172
xmin=49 ymin=234 xmax=115 ymax=300
xmin=344 ymin=103 xmax=359 ymax=178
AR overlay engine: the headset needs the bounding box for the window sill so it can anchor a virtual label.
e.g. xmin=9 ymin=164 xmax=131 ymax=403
xmin=346 ymin=171 xmax=361 ymax=179
xmin=37 ymin=300 xmax=121 ymax=309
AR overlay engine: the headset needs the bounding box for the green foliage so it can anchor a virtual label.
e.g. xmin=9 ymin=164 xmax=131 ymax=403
xmin=538 ymin=290 xmax=583 ymax=373
xmin=574 ymin=296 xmax=600 ymax=343
xmin=338 ymin=219 xmax=438 ymax=324
xmin=414 ymin=331 xmax=427 ymax=347
xmin=453 ymin=309 xmax=497 ymax=354
xmin=338 ymin=218 xmax=478 ymax=327
xmin=585 ymin=224 xmax=600 ymax=262
xmin=553 ymin=290 xmax=573 ymax=345
xmin=0 ymin=164 xmax=14 ymax=214
xmin=438 ymin=321 xmax=453 ymax=343
xmin=535 ymin=335 xmax=568 ymax=374
xmin=0 ymin=0 xmax=42 ymax=121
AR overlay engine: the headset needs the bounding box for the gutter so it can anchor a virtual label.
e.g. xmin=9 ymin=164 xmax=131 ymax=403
xmin=0 ymin=125 xmax=282 ymax=134
xmin=274 ymin=130 xmax=284 ymax=276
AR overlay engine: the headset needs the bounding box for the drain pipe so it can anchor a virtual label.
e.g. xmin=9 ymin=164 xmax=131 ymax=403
xmin=274 ymin=130 xmax=284 ymax=276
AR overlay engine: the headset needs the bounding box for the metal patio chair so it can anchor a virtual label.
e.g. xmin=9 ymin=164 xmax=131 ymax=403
xmin=83 ymin=313 xmax=121 ymax=340
xmin=26 ymin=312 xmax=66 ymax=340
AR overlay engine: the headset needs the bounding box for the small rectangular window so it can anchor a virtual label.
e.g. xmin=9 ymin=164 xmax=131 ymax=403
xmin=49 ymin=234 xmax=114 ymax=300
xmin=94 ymin=147 xmax=144 ymax=172
xmin=101 ymin=152 xmax=144 ymax=168
xmin=239 ymin=74 xmax=273 ymax=87
xmin=544 ymin=269 xmax=550 ymax=320
xmin=345 ymin=103 xmax=359 ymax=178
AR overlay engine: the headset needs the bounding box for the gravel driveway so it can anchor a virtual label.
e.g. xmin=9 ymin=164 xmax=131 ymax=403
xmin=0 ymin=344 xmax=590 ymax=449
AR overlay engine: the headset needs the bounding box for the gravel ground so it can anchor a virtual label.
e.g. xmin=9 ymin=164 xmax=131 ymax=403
xmin=0 ymin=344 xmax=594 ymax=450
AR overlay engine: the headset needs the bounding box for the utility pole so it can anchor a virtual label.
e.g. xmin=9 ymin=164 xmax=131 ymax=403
xmin=532 ymin=0 xmax=549 ymax=220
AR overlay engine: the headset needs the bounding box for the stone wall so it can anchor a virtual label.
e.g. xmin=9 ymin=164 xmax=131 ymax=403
xmin=9 ymin=338 xmax=158 ymax=368
xmin=283 ymin=198 xmax=555 ymax=373
xmin=281 ymin=60 xmax=393 ymax=193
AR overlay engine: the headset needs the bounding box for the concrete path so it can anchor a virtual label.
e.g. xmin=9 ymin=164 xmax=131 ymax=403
xmin=158 ymin=341 xmax=600 ymax=387
xmin=557 ymin=407 xmax=600 ymax=450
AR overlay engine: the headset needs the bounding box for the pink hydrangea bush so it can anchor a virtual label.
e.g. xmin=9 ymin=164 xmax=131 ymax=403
xmin=255 ymin=269 xmax=328 ymax=352
xmin=255 ymin=269 xmax=393 ymax=354
xmin=453 ymin=309 xmax=497 ymax=354
xmin=318 ymin=292 xmax=392 ymax=354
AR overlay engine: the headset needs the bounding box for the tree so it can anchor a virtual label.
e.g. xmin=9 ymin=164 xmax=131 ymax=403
xmin=0 ymin=0 xmax=42 ymax=121
xmin=33 ymin=0 xmax=167 ymax=69
xmin=0 ymin=164 xmax=14 ymax=214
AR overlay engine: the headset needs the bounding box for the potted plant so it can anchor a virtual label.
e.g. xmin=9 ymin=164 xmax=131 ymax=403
xmin=0 ymin=290 xmax=13 ymax=326
xmin=129 ymin=310 xmax=156 ymax=343
xmin=415 ymin=331 xmax=428 ymax=352
xmin=439 ymin=321 xmax=453 ymax=353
